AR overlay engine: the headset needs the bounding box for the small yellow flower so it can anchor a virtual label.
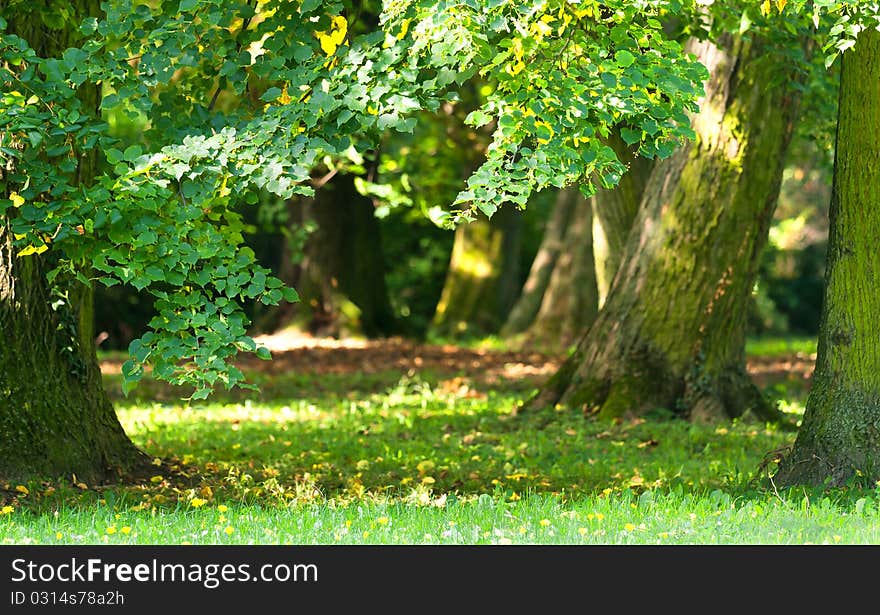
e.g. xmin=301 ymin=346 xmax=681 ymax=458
xmin=120 ymin=526 xmax=131 ymax=535
xmin=539 ymin=519 xmax=551 ymax=527
xmin=508 ymin=492 xmax=521 ymax=501
xmin=624 ymin=523 xmax=636 ymax=532
xmin=217 ymin=505 xmax=228 ymax=513
xmin=55 ymin=532 xmax=63 ymax=540
xmin=578 ymin=527 xmax=588 ymax=536
xmin=362 ymin=531 xmax=369 ymax=539
xmin=224 ymin=526 xmax=234 ymax=535
xmin=15 ymin=485 xmax=29 ymax=495
xmin=595 ymin=513 xmax=605 ymax=521
xmin=1 ymin=506 xmax=13 ymax=515
xmin=219 ymin=515 xmax=227 ymax=523
xmin=190 ymin=498 xmax=207 ymax=508
xmin=421 ymin=476 xmax=435 ymax=485
xmin=106 ymin=526 xmax=117 ymax=535
xmin=377 ymin=517 xmax=389 ymax=525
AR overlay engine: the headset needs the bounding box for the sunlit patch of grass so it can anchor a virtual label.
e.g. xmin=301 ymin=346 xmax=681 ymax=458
xmin=745 ymin=336 xmax=817 ymax=358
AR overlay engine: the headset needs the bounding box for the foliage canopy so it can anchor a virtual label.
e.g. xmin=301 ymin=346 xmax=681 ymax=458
xmin=1 ymin=0 xmax=712 ymax=396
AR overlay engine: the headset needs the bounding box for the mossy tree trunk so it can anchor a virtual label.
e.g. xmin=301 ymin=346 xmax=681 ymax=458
xmin=273 ymin=174 xmax=396 ymax=338
xmin=501 ymin=187 xmax=598 ymax=350
xmin=431 ymin=205 xmax=523 ymax=337
xmin=0 ymin=2 xmax=146 ymax=482
xmin=524 ymin=33 xmax=803 ymax=422
xmin=775 ymin=30 xmax=880 ymax=487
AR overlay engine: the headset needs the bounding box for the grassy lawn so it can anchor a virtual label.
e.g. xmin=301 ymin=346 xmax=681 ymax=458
xmin=5 ymin=336 xmax=877 ymax=545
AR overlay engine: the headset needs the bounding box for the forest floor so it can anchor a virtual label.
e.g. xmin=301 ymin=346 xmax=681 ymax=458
xmin=11 ymin=335 xmax=876 ymax=546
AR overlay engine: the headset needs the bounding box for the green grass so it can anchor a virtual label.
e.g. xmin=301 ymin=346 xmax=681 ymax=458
xmin=745 ymin=335 xmax=817 ymax=358
xmin=5 ymin=338 xmax=873 ymax=545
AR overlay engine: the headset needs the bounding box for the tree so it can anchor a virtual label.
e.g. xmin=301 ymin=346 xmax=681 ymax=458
xmin=265 ymin=173 xmax=397 ymax=338
xmin=1 ymin=1 xmax=146 ymax=481
xmin=1 ymin=0 xmax=707 ymax=480
xmin=775 ymin=25 xmax=880 ymax=487
xmin=500 ymin=186 xmax=598 ymax=349
xmin=524 ymin=29 xmax=808 ymax=422
xmin=592 ymin=134 xmax=653 ymax=307
xmin=501 ymin=134 xmax=649 ymax=349
xmin=431 ymin=206 xmax=523 ymax=337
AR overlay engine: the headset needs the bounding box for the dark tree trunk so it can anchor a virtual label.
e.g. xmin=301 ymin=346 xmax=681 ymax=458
xmin=431 ymin=206 xmax=523 ymax=337
xmin=0 ymin=2 xmax=146 ymax=482
xmin=269 ymin=174 xmax=397 ymax=338
xmin=501 ymin=188 xmax=598 ymax=350
xmin=775 ymin=29 xmax=880 ymax=487
xmin=524 ymin=33 xmax=803 ymax=423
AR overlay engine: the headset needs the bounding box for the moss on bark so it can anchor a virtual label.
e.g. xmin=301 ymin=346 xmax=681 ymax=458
xmin=0 ymin=2 xmax=147 ymax=482
xmin=775 ymin=29 xmax=880 ymax=487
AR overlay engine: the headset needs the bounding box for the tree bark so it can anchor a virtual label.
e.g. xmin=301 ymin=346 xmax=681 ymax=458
xmin=501 ymin=187 xmax=599 ymax=350
xmin=523 ymin=33 xmax=803 ymax=423
xmin=267 ymin=174 xmax=397 ymax=338
xmin=431 ymin=205 xmax=523 ymax=337
xmin=775 ymin=29 xmax=880 ymax=487
xmin=1 ymin=2 xmax=146 ymax=482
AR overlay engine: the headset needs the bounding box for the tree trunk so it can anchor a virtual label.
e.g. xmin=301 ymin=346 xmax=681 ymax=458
xmin=501 ymin=187 xmax=599 ymax=351
xmin=593 ymin=135 xmax=653 ymax=307
xmin=502 ymin=133 xmax=649 ymax=349
xmin=524 ymin=33 xmax=803 ymax=423
xmin=1 ymin=2 xmax=146 ymax=482
xmin=431 ymin=205 xmax=523 ymax=337
xmin=775 ymin=30 xmax=880 ymax=487
xmin=271 ymin=174 xmax=397 ymax=338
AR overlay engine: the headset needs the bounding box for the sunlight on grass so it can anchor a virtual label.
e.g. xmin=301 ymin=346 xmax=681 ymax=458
xmin=745 ymin=336 xmax=817 ymax=358
xmin=3 ymin=343 xmax=861 ymax=545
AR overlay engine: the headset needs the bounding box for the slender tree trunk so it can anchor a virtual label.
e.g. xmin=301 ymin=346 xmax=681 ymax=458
xmin=431 ymin=206 xmax=523 ymax=337
xmin=524 ymin=33 xmax=803 ymax=423
xmin=593 ymin=135 xmax=653 ymax=307
xmin=501 ymin=187 xmax=599 ymax=350
xmin=775 ymin=30 xmax=880 ymax=487
xmin=272 ymin=174 xmax=396 ymax=338
xmin=1 ymin=2 xmax=146 ymax=482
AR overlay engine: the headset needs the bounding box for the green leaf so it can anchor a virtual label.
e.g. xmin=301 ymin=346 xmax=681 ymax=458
xmin=255 ymin=346 xmax=272 ymax=360
xmin=616 ymin=50 xmax=636 ymax=68
xmin=281 ymin=286 xmax=299 ymax=303
xmin=620 ymin=127 xmax=642 ymax=146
